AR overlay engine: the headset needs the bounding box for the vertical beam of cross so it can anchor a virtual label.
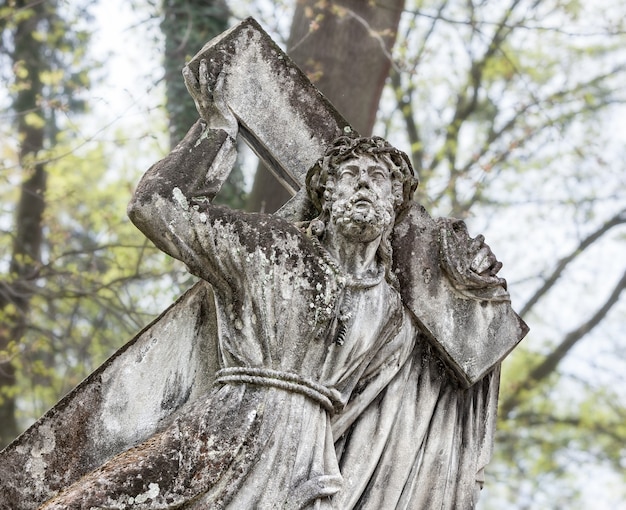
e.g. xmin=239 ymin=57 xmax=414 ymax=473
xmin=186 ymin=17 xmax=356 ymax=194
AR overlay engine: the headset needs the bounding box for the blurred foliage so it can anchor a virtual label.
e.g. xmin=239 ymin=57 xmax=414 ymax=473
xmin=1 ymin=0 xmax=98 ymax=446
xmin=0 ymin=0 xmax=190 ymax=444
xmin=2 ymin=137 xmax=187 ymax=420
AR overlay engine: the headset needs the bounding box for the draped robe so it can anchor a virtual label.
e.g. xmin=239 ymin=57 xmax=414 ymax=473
xmin=40 ymin=121 xmax=498 ymax=509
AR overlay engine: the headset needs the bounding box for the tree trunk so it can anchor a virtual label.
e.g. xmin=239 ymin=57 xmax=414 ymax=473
xmin=0 ymin=1 xmax=48 ymax=449
xmin=161 ymin=0 xmax=230 ymax=148
xmin=246 ymin=0 xmax=405 ymax=213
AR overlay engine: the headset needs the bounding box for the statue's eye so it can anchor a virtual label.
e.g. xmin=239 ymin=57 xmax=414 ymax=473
xmin=339 ymin=167 xmax=358 ymax=179
xmin=371 ymin=169 xmax=387 ymax=181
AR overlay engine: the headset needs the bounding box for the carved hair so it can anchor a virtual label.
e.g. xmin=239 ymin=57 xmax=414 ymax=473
xmin=306 ymin=135 xmax=418 ymax=216
xmin=305 ymin=136 xmax=419 ymax=283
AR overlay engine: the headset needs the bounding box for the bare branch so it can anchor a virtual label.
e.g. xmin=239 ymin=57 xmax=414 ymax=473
xmin=501 ymin=268 xmax=626 ymax=417
xmin=458 ymin=0 xmax=523 ymax=119
xmin=390 ymin=69 xmax=422 ymax=175
xmin=520 ymin=208 xmax=626 ymax=317
xmin=428 ymin=0 xmax=525 ymax=197
xmin=403 ymin=4 xmax=626 ymax=37
xmin=425 ymin=0 xmax=626 ymax=200
xmin=408 ymin=0 xmax=448 ymax=70
xmin=530 ymin=269 xmax=626 ymax=381
xmin=390 ymin=1 xmax=448 ymax=192
xmin=431 ymin=58 xmax=626 ymax=215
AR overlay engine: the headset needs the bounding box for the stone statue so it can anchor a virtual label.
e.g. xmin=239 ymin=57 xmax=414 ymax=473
xmin=38 ymin=53 xmax=512 ymax=507
xmin=0 ymin=18 xmax=526 ymax=510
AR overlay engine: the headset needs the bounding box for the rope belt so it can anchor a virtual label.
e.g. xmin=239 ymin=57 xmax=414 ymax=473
xmin=214 ymin=366 xmax=340 ymax=414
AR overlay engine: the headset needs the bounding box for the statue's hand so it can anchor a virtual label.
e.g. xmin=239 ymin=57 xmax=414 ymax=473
xmin=467 ymin=233 xmax=503 ymax=277
xmin=438 ymin=219 xmax=510 ymax=302
xmin=183 ymin=59 xmax=238 ymax=139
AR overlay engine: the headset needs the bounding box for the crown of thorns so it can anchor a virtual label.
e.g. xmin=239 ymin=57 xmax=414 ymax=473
xmin=305 ymin=135 xmax=419 ymax=212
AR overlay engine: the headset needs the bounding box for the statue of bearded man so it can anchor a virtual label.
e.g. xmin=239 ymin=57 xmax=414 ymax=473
xmin=39 ymin=69 xmax=503 ymax=510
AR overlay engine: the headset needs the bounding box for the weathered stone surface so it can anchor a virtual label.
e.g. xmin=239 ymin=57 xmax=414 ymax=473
xmin=0 ymin=283 xmax=218 ymax=509
xmin=180 ymin=17 xmax=528 ymax=385
xmin=186 ymin=17 xmax=354 ymax=193
xmin=393 ymin=205 xmax=528 ymax=387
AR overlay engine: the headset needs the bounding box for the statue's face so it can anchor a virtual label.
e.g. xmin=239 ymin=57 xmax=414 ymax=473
xmin=329 ymin=155 xmax=395 ymax=242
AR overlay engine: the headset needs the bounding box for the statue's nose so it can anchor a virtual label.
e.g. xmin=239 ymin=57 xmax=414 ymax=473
xmin=357 ymin=171 xmax=371 ymax=188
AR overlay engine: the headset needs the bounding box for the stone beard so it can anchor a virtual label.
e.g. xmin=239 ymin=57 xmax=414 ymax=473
xmin=330 ymin=189 xmax=394 ymax=242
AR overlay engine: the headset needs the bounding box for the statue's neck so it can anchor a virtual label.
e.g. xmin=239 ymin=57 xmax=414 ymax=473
xmin=321 ymin=226 xmax=382 ymax=281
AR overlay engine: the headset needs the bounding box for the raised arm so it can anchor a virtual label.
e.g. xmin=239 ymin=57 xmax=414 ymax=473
xmin=127 ymin=64 xmax=240 ymax=288
xmin=127 ymin=120 xmax=236 ymax=251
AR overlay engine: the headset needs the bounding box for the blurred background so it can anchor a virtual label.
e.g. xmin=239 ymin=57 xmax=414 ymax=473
xmin=0 ymin=1 xmax=624 ymax=507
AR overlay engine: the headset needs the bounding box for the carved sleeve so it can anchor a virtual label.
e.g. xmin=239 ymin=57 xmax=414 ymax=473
xmin=128 ymin=119 xmax=236 ymax=212
xmin=127 ymin=119 xmax=240 ymax=294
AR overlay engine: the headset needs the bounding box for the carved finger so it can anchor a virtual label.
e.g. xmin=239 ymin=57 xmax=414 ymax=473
xmin=480 ymin=252 xmax=498 ymax=275
xmin=182 ymin=65 xmax=199 ymax=94
xmin=476 ymin=250 xmax=501 ymax=276
xmin=182 ymin=59 xmax=205 ymax=116
xmin=212 ymin=73 xmax=229 ymax=115
xmin=183 ymin=65 xmax=208 ymax=119
xmin=471 ymin=246 xmax=491 ymax=273
xmin=199 ymin=59 xmax=211 ymax=102
xmin=468 ymin=234 xmax=485 ymax=255
xmin=491 ymin=260 xmax=503 ymax=275
xmin=209 ymin=72 xmax=238 ymax=138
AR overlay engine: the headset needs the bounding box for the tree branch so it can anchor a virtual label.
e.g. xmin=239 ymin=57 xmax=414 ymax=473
xmin=390 ymin=69 xmax=422 ymax=175
xmin=520 ymin=208 xmax=626 ymax=317
xmin=501 ymin=268 xmax=626 ymax=418
xmin=531 ymin=269 xmax=626 ymax=381
xmin=428 ymin=0 xmax=524 ymax=210
xmin=391 ymin=0 xmax=448 ymax=197
xmin=403 ymin=4 xmax=625 ymax=38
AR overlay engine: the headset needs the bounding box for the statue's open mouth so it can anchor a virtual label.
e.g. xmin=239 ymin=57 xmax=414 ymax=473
xmin=354 ymin=198 xmax=372 ymax=208
xmin=351 ymin=194 xmax=375 ymax=208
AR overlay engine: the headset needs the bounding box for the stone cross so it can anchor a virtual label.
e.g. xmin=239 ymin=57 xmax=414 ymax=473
xmin=184 ymin=18 xmax=527 ymax=386
xmin=0 ymin=18 xmax=527 ymax=509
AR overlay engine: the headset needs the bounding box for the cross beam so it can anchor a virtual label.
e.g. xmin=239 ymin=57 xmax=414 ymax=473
xmin=186 ymin=18 xmax=526 ymax=387
xmin=186 ymin=17 xmax=355 ymax=194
